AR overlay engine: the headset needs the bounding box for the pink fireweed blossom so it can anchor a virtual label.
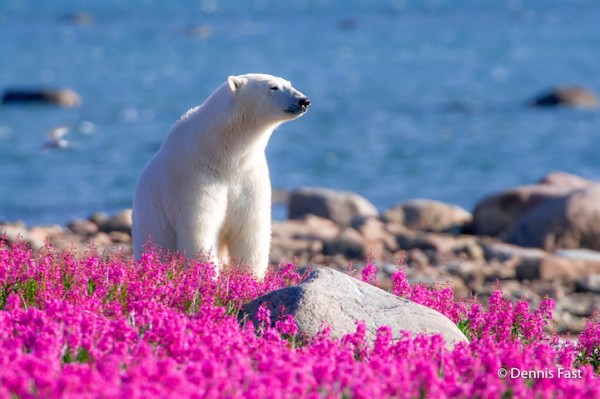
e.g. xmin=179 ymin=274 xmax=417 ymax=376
xmin=0 ymin=241 xmax=599 ymax=398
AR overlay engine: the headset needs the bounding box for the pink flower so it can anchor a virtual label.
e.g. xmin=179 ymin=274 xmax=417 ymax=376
xmin=0 ymin=243 xmax=599 ymax=398
xmin=361 ymin=263 xmax=377 ymax=284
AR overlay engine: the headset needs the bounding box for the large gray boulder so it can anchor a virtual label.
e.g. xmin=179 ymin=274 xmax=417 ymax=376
xmin=506 ymin=186 xmax=600 ymax=251
xmin=239 ymin=267 xmax=468 ymax=349
xmin=288 ymin=187 xmax=378 ymax=227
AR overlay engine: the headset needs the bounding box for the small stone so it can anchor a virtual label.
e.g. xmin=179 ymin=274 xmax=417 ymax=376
xmin=68 ymin=218 xmax=99 ymax=236
xmin=455 ymin=242 xmax=485 ymax=261
xmin=537 ymin=252 xmax=600 ymax=282
xmin=100 ymin=209 xmax=133 ymax=234
xmin=559 ymin=293 xmax=598 ymax=317
xmin=26 ymin=227 xmax=50 ymax=249
xmin=0 ymin=225 xmax=46 ymax=249
xmin=444 ymin=260 xmax=484 ymax=284
xmin=555 ymin=312 xmax=589 ymax=334
xmin=186 ymin=24 xmax=213 ymax=38
xmin=530 ymin=281 xmax=566 ymax=302
xmin=555 ymin=248 xmax=600 ymax=262
xmin=382 ymin=263 xmax=399 ymax=276
xmin=354 ymin=216 xmax=399 ymax=253
xmin=443 ymin=275 xmax=470 ymax=298
xmin=87 ymin=232 xmax=113 ymax=248
xmin=273 ymin=215 xmax=341 ymax=242
xmin=406 ymin=248 xmax=430 ymax=269
xmin=538 ymin=172 xmax=591 ymax=188
xmin=1 ymin=224 xmax=30 ymax=243
xmin=109 ymin=231 xmax=131 ymax=244
xmin=499 ymin=281 xmax=540 ymax=303
xmin=483 ymin=242 xmax=546 ymax=263
xmin=383 ymin=199 xmax=472 ymax=233
xmin=2 ymin=88 xmax=82 ymax=107
xmin=61 ymin=12 xmax=94 ymax=25
xmin=390 ymin=225 xmax=462 ymax=254
xmin=89 ymin=212 xmax=109 ymax=228
xmin=575 ymin=274 xmax=600 ymax=294
xmin=530 ymin=86 xmax=599 ymax=108
xmin=322 ymin=228 xmax=368 ymax=260
xmin=270 ymin=215 xmax=340 ymax=263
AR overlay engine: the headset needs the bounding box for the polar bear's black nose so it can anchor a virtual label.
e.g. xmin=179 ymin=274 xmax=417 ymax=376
xmin=299 ymin=97 xmax=311 ymax=109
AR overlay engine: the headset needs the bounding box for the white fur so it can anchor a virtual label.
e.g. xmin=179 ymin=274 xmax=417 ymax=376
xmin=132 ymin=73 xmax=309 ymax=278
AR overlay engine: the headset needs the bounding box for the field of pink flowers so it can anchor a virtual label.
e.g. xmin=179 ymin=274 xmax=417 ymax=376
xmin=1 ymin=241 xmax=599 ymax=398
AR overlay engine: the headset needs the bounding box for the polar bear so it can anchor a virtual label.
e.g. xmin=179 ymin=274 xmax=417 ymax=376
xmin=132 ymin=73 xmax=310 ymax=278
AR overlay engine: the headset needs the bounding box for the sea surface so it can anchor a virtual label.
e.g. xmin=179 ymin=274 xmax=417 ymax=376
xmin=1 ymin=0 xmax=599 ymax=226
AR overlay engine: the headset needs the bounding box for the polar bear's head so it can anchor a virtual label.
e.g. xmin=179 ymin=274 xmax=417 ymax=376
xmin=226 ymin=73 xmax=310 ymax=127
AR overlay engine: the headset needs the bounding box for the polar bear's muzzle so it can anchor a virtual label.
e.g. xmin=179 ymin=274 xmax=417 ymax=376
xmin=286 ymin=96 xmax=311 ymax=115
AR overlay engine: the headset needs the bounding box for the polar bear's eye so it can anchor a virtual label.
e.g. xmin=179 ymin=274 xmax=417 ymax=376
xmin=270 ymin=86 xmax=279 ymax=91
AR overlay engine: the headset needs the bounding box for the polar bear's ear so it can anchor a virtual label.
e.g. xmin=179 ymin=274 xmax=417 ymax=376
xmin=227 ymin=76 xmax=244 ymax=93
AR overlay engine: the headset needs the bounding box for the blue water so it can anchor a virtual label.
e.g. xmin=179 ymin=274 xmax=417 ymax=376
xmin=1 ymin=0 xmax=599 ymax=226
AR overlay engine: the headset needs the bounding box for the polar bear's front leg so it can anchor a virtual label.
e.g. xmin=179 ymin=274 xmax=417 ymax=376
xmin=227 ymin=221 xmax=271 ymax=279
xmin=226 ymin=183 xmax=272 ymax=280
xmin=175 ymin=187 xmax=227 ymax=272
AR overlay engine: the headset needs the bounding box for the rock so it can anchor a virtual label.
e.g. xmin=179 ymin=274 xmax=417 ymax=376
xmin=99 ymin=209 xmax=133 ymax=234
xmin=0 ymin=224 xmax=45 ymax=249
xmin=274 ymin=214 xmax=341 ymax=242
xmin=322 ymin=228 xmax=368 ymax=260
xmin=270 ymin=215 xmax=340 ymax=264
xmin=35 ymin=224 xmax=64 ymax=237
xmin=554 ymin=248 xmax=600 ymax=262
xmin=269 ymin=235 xmax=323 ymax=265
xmin=530 ymin=280 xmax=566 ymax=302
xmin=472 ymin=184 xmax=576 ymax=237
xmin=483 ymin=242 xmax=547 ymax=262
xmin=89 ymin=212 xmax=110 ymax=228
xmin=537 ymin=253 xmax=600 ymax=282
xmin=186 ymin=25 xmax=213 ymax=38
xmin=454 ymin=241 xmax=485 ymax=261
xmin=2 ymin=88 xmax=82 ymax=107
xmin=239 ymin=268 xmax=468 ymax=349
xmin=26 ymin=227 xmax=51 ymax=249
xmin=383 ymin=199 xmax=472 ymax=233
xmin=555 ymin=312 xmax=589 ymax=334
xmin=61 ymin=12 xmax=94 ymax=25
xmin=530 ymin=86 xmax=599 ymax=108
xmin=272 ymin=188 xmax=289 ymax=205
xmin=406 ymin=248 xmax=430 ymax=269
xmin=538 ymin=171 xmax=590 ymax=189
xmin=445 ymin=260 xmax=485 ymax=285
xmin=109 ymin=231 xmax=132 ymax=244
xmin=288 ymin=187 xmax=378 ymax=227
xmin=500 ymin=280 xmax=540 ymax=303
xmin=444 ymin=275 xmax=470 ymax=298
xmin=388 ymin=224 xmax=466 ymax=255
xmin=506 ymin=186 xmax=600 ymax=251
xmin=575 ymin=274 xmax=600 ymax=294
xmin=559 ymin=293 xmax=598 ymax=317
xmin=353 ymin=216 xmax=399 ymax=254
xmin=67 ymin=218 xmax=99 ymax=236
xmin=483 ymin=262 xmax=517 ymax=282
xmin=87 ymin=232 xmax=113 ymax=248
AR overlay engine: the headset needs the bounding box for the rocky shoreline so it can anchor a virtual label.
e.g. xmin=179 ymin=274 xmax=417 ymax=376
xmin=2 ymin=171 xmax=600 ymax=335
